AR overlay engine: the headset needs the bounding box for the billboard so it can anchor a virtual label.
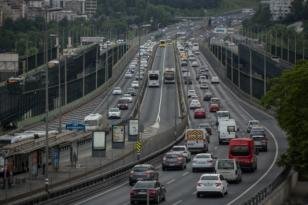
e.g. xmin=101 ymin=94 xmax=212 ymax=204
xmin=129 ymin=119 xmax=138 ymax=136
xmin=112 ymin=125 xmax=125 ymax=143
xmin=93 ymin=131 xmax=106 ymax=150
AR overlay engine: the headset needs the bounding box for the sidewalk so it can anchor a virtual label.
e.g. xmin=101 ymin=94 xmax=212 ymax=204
xmin=0 ymin=139 xmax=136 ymax=203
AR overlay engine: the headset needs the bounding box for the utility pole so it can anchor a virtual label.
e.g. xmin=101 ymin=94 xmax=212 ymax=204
xmin=249 ymin=48 xmax=252 ymax=101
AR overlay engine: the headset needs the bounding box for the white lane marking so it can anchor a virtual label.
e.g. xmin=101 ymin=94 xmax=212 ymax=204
xmin=74 ymin=182 xmax=127 ymax=205
xmin=166 ymin=178 xmax=176 ymax=185
xmin=182 ymin=171 xmax=190 ymax=177
xmin=155 ymin=48 xmax=166 ymax=124
xmin=200 ymin=51 xmax=280 ymax=205
xmin=172 ymin=200 xmax=183 ymax=205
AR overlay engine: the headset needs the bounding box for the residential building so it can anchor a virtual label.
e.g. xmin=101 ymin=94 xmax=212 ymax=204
xmin=85 ymin=0 xmax=96 ymax=17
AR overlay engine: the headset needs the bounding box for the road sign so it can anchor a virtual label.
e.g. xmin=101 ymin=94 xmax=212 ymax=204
xmin=135 ymin=139 xmax=142 ymax=153
xmin=65 ymin=122 xmax=85 ymax=131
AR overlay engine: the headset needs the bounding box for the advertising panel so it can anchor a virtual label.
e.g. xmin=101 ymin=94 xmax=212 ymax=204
xmin=93 ymin=131 xmax=106 ymax=150
xmin=129 ymin=119 xmax=138 ymax=136
xmin=112 ymin=125 xmax=125 ymax=143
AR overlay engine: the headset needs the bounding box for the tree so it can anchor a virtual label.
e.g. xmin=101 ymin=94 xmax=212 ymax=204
xmin=261 ymin=61 xmax=308 ymax=174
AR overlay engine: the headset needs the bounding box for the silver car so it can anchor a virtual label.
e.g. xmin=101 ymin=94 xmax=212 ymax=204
xmin=192 ymin=153 xmax=216 ymax=172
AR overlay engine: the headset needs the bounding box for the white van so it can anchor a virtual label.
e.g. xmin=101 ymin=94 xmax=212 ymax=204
xmin=218 ymin=118 xmax=237 ymax=144
xmin=215 ymin=159 xmax=242 ymax=183
xmin=84 ymin=113 xmax=103 ymax=131
xmin=216 ymin=111 xmax=230 ymax=125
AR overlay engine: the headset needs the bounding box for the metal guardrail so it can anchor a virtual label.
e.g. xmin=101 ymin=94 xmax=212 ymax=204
xmin=242 ymin=168 xmax=291 ymax=205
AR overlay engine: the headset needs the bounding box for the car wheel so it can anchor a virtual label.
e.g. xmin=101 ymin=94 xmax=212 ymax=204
xmin=220 ymin=192 xmax=224 ymax=197
xmin=162 ymin=166 xmax=166 ymax=171
xmin=130 ymin=200 xmax=135 ymax=205
xmin=196 ymin=192 xmax=201 ymax=198
xmin=219 ymin=140 xmax=222 ymax=145
xmin=129 ymin=181 xmax=134 ymax=186
xmin=192 ymin=168 xmax=196 ymax=173
xmin=225 ymin=190 xmax=228 ymax=195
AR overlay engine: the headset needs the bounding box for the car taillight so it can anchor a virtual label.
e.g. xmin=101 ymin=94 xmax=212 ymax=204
xmin=177 ymin=157 xmax=183 ymax=161
xmin=208 ymin=160 xmax=213 ymax=163
xmin=130 ymin=190 xmax=137 ymax=195
xmin=215 ymin=182 xmax=222 ymax=187
xmin=197 ymin=182 xmax=203 ymax=187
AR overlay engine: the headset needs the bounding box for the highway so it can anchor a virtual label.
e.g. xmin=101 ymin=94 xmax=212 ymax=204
xmin=74 ymin=41 xmax=288 ymax=205
xmin=140 ymin=44 xmax=180 ymax=138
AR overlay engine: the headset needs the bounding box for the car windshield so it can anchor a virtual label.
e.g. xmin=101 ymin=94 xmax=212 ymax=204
xmin=253 ymin=136 xmax=266 ymax=141
xmin=217 ymin=160 xmax=234 ymax=170
xmin=172 ymin=147 xmax=185 ymax=151
xmin=149 ymin=74 xmax=159 ymax=80
xmin=118 ymin=99 xmax=127 ymax=104
xmin=251 ymin=130 xmax=265 ymax=136
xmin=133 ymin=166 xmax=150 ymax=172
xmin=230 ymin=146 xmax=250 ymax=156
xmin=217 ymin=112 xmax=229 ymax=118
xmin=196 ymin=154 xmax=210 ymax=159
xmin=200 ymin=175 xmax=218 ymax=180
xmin=84 ymin=120 xmax=98 ymax=126
xmin=134 ymin=181 xmax=155 ymax=189
xmin=110 ymin=108 xmax=119 ymax=112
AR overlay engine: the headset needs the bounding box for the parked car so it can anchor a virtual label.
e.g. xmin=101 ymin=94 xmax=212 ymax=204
xmin=112 ymin=87 xmax=122 ymax=95
xmin=129 ymin=164 xmax=159 ymax=186
xmin=130 ymin=181 xmax=166 ymax=204
xmin=215 ymin=159 xmax=242 ymax=183
xmin=194 ymin=108 xmax=206 ymax=119
xmin=196 ymin=174 xmax=228 ymax=197
xmin=192 ymin=153 xmax=216 ymax=172
xmin=108 ymin=107 xmax=121 ymax=119
xmin=162 ymin=152 xmax=187 ymax=170
xmin=170 ymin=145 xmax=191 ymax=162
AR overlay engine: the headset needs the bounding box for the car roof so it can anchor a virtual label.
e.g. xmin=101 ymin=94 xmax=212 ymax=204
xmin=201 ymin=173 xmax=220 ymax=177
xmin=134 ymin=164 xmax=152 ymax=168
xmin=196 ymin=153 xmax=211 ymax=157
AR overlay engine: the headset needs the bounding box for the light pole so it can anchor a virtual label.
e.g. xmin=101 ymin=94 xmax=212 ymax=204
xmin=44 ymin=6 xmax=49 ymax=198
xmin=49 ymin=34 xmax=62 ymax=133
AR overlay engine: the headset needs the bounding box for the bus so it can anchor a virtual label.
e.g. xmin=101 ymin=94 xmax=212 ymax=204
xmin=148 ymin=70 xmax=160 ymax=87
xmin=84 ymin=113 xmax=104 ymax=131
xmin=163 ymin=67 xmax=175 ymax=84
xmin=159 ymin=40 xmax=166 ymax=48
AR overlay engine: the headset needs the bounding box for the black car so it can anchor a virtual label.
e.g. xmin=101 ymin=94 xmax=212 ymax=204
xmin=117 ymin=99 xmax=129 ymax=110
xmin=250 ymin=127 xmax=268 ymax=152
xmin=203 ymin=91 xmax=213 ymax=101
xmin=129 ymin=164 xmax=159 ymax=186
xmin=130 ymin=181 xmax=166 ymax=204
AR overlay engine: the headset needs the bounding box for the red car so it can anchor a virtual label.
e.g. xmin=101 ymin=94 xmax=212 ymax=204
xmin=209 ymin=103 xmax=220 ymax=112
xmin=194 ymin=108 xmax=206 ymax=119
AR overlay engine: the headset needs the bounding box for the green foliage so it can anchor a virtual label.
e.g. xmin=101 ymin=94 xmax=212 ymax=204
xmin=243 ymin=4 xmax=272 ymax=30
xmin=261 ymin=61 xmax=308 ymax=173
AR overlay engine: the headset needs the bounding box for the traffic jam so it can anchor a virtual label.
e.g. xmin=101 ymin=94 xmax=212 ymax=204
xmin=127 ymin=39 xmax=269 ymax=204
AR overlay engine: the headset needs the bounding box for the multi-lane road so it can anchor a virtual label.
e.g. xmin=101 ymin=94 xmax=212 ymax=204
xmin=73 ymin=39 xmax=287 ymax=205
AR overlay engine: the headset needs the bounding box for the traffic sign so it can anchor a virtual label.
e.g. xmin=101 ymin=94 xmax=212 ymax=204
xmin=135 ymin=140 xmax=142 ymax=153
xmin=65 ymin=122 xmax=85 ymax=131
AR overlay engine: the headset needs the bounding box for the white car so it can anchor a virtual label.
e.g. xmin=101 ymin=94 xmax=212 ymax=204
xmin=191 ymin=60 xmax=199 ymax=67
xmin=211 ymin=76 xmax=219 ymax=84
xmin=187 ymin=89 xmax=196 ymax=98
xmin=112 ymin=87 xmax=122 ymax=95
xmin=170 ymin=145 xmax=191 ymax=162
xmin=192 ymin=153 xmax=216 ymax=172
xmin=190 ymin=99 xmax=201 ymax=109
xmin=122 ymin=93 xmax=133 ymax=103
xmin=131 ymin=81 xmax=139 ymax=88
xmin=196 ymin=173 xmax=228 ymax=198
xmin=124 ymin=72 xmax=133 ymax=79
xmin=108 ymin=107 xmax=121 ymax=119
